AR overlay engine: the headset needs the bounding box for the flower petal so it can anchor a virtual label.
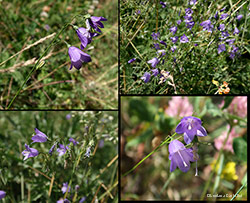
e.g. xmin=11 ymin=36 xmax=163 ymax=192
xmin=197 ymin=126 xmax=207 ymax=137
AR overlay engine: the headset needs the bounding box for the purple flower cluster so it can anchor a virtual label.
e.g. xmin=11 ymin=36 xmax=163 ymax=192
xmin=57 ymin=183 xmax=86 ymax=202
xmin=184 ymin=8 xmax=195 ymax=30
xmin=68 ymin=16 xmax=107 ymax=70
xmin=168 ymin=116 xmax=207 ymax=173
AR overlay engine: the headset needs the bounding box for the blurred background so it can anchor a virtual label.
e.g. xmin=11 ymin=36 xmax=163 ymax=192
xmin=121 ymin=96 xmax=247 ymax=201
xmin=0 ymin=111 xmax=118 ymax=202
xmin=0 ymin=0 xmax=118 ymax=109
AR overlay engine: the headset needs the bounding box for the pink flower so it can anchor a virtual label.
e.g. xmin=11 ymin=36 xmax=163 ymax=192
xmin=219 ymin=96 xmax=247 ymax=117
xmin=214 ymin=126 xmax=239 ymax=153
xmin=165 ymin=97 xmax=193 ymax=118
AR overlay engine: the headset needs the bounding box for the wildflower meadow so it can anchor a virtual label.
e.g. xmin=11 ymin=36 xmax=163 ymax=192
xmin=0 ymin=111 xmax=118 ymax=202
xmin=121 ymin=96 xmax=247 ymax=200
xmin=120 ymin=0 xmax=250 ymax=94
xmin=0 ymin=0 xmax=118 ymax=109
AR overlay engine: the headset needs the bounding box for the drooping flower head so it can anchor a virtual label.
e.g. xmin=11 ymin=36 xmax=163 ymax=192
xmin=0 ymin=190 xmax=6 ymax=200
xmin=61 ymin=182 xmax=71 ymax=194
xmin=22 ymin=144 xmax=39 ymax=160
xmin=57 ymin=144 xmax=69 ymax=156
xmin=220 ymin=13 xmax=229 ymax=20
xmin=147 ymin=57 xmax=159 ymax=68
xmin=170 ymin=36 xmax=178 ymax=43
xmin=168 ymin=140 xmax=195 ymax=172
xmin=176 ymin=116 xmax=207 ymax=144
xmin=76 ymin=27 xmax=94 ymax=49
xmin=151 ymin=68 xmax=159 ymax=77
xmin=200 ymin=20 xmax=214 ymax=32
xmin=169 ymin=26 xmax=177 ymax=34
xmin=233 ymin=27 xmax=240 ymax=35
xmin=151 ymin=32 xmax=160 ymax=40
xmin=32 ymin=128 xmax=48 ymax=143
xmin=49 ymin=143 xmax=57 ymax=155
xmin=218 ymin=44 xmax=226 ymax=54
xmin=236 ymin=14 xmax=243 ymax=21
xmin=79 ymin=197 xmax=86 ymax=203
xmin=87 ymin=16 xmax=107 ymax=33
xmin=69 ymin=138 xmax=79 ymax=146
xmin=128 ymin=58 xmax=136 ymax=63
xmin=68 ymin=46 xmax=91 ymax=70
xmin=141 ymin=72 xmax=151 ymax=83
xmin=160 ymin=1 xmax=167 ymax=8
xmin=185 ymin=8 xmax=193 ymax=16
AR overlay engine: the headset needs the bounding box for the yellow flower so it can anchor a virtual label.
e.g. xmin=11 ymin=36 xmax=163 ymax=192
xmin=211 ymin=161 xmax=238 ymax=181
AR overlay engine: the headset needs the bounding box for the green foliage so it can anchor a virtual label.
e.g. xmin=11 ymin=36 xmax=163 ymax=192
xmin=0 ymin=0 xmax=118 ymax=109
xmin=120 ymin=0 xmax=250 ymax=94
xmin=0 ymin=111 xmax=118 ymax=202
xmin=233 ymin=137 xmax=247 ymax=162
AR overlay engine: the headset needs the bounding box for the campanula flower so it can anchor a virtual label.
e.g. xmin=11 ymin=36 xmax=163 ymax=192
xmin=147 ymin=57 xmax=159 ymax=68
xmin=200 ymin=20 xmax=213 ymax=32
xmin=88 ymin=16 xmax=107 ymax=33
xmin=185 ymin=8 xmax=193 ymax=16
xmin=169 ymin=26 xmax=177 ymax=34
xmin=177 ymin=20 xmax=182 ymax=25
xmin=57 ymin=144 xmax=69 ymax=156
xmin=76 ymin=27 xmax=94 ymax=49
xmin=220 ymin=13 xmax=229 ymax=20
xmin=180 ymin=34 xmax=189 ymax=43
xmin=49 ymin=143 xmax=56 ymax=155
xmin=69 ymin=138 xmax=79 ymax=146
xmin=160 ymin=40 xmax=167 ymax=47
xmin=151 ymin=32 xmax=160 ymax=40
xmin=168 ymin=140 xmax=195 ymax=172
xmin=176 ymin=116 xmax=207 ymax=144
xmin=85 ymin=147 xmax=91 ymax=157
xmin=79 ymin=197 xmax=86 ymax=203
xmin=189 ymin=0 xmax=197 ymax=5
xmin=184 ymin=15 xmax=193 ymax=23
xmin=214 ymin=11 xmax=218 ymax=19
xmin=128 ymin=58 xmax=136 ymax=63
xmin=32 ymin=128 xmax=48 ymax=143
xmin=233 ymin=27 xmax=240 ymax=35
xmin=151 ymin=68 xmax=159 ymax=76
xmin=22 ymin=144 xmax=39 ymax=160
xmin=141 ymin=72 xmax=151 ymax=83
xmin=218 ymin=44 xmax=226 ymax=54
xmin=236 ymin=14 xmax=243 ymax=21
xmin=157 ymin=49 xmax=166 ymax=57
xmin=57 ymin=199 xmax=70 ymax=203
xmin=153 ymin=43 xmax=160 ymax=50
xmin=160 ymin=1 xmax=166 ymax=8
xmin=225 ymin=38 xmax=235 ymax=46
xmin=186 ymin=21 xmax=195 ymax=29
xmin=61 ymin=182 xmax=71 ymax=194
xmin=68 ymin=46 xmax=91 ymax=70
xmin=218 ymin=24 xmax=225 ymax=31
xmin=171 ymin=46 xmax=177 ymax=52
xmin=66 ymin=114 xmax=71 ymax=120
xmin=170 ymin=36 xmax=179 ymax=43
xmin=0 ymin=190 xmax=6 ymax=200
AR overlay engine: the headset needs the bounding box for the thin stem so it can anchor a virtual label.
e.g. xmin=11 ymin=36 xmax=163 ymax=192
xmin=6 ymin=15 xmax=78 ymax=109
xmin=230 ymin=181 xmax=247 ymax=201
xmin=122 ymin=132 xmax=176 ymax=177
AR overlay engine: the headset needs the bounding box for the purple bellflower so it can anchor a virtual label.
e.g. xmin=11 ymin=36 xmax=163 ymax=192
xmin=76 ymin=28 xmax=93 ymax=49
xmin=57 ymin=199 xmax=70 ymax=203
xmin=88 ymin=16 xmax=107 ymax=33
xmin=79 ymin=197 xmax=86 ymax=203
xmin=69 ymin=138 xmax=79 ymax=146
xmin=236 ymin=14 xmax=243 ymax=21
xmin=160 ymin=40 xmax=167 ymax=47
xmin=214 ymin=11 xmax=219 ymax=19
xmin=151 ymin=68 xmax=159 ymax=76
xmin=169 ymin=26 xmax=177 ymax=34
xmin=180 ymin=34 xmax=189 ymax=43
xmin=57 ymin=144 xmax=69 ymax=156
xmin=61 ymin=182 xmax=71 ymax=194
xmin=177 ymin=20 xmax=182 ymax=25
xmin=160 ymin=1 xmax=167 ymax=8
xmin=200 ymin=20 xmax=214 ymax=32
xmin=49 ymin=143 xmax=56 ymax=155
xmin=218 ymin=24 xmax=225 ymax=31
xmin=220 ymin=13 xmax=229 ymax=20
xmin=225 ymin=38 xmax=235 ymax=46
xmin=229 ymin=45 xmax=239 ymax=59
xmin=151 ymin=32 xmax=160 ymax=40
xmin=157 ymin=49 xmax=166 ymax=57
xmin=153 ymin=43 xmax=160 ymax=50
xmin=32 ymin=128 xmax=48 ymax=143
xmin=175 ymin=116 xmax=207 ymax=144
xmin=233 ymin=27 xmax=240 ymax=35
xmin=0 ymin=190 xmax=6 ymax=200
xmin=147 ymin=57 xmax=159 ymax=68
xmin=141 ymin=72 xmax=151 ymax=83
xmin=185 ymin=8 xmax=193 ymax=16
xmin=68 ymin=46 xmax=91 ymax=70
xmin=171 ymin=46 xmax=177 ymax=53
xmin=128 ymin=58 xmax=136 ymax=63
xmin=85 ymin=147 xmax=91 ymax=157
xmin=66 ymin=114 xmax=71 ymax=120
xmin=168 ymin=140 xmax=195 ymax=172
xmin=186 ymin=21 xmax=195 ymax=29
xmin=189 ymin=0 xmax=197 ymax=5
xmin=170 ymin=36 xmax=179 ymax=43
xmin=218 ymin=44 xmax=226 ymax=54
xmin=22 ymin=144 xmax=39 ymax=160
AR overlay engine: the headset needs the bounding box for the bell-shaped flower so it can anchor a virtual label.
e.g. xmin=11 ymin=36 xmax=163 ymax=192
xmin=68 ymin=46 xmax=91 ymax=70
xmin=31 ymin=128 xmax=48 ymax=143
xmin=61 ymin=182 xmax=71 ymax=194
xmin=0 ymin=190 xmax=6 ymax=200
xmin=57 ymin=144 xmax=69 ymax=156
xmin=88 ymin=16 xmax=107 ymax=33
xmin=141 ymin=72 xmax=151 ymax=83
xmin=76 ymin=27 xmax=94 ymax=49
xmin=22 ymin=144 xmax=39 ymax=160
xmin=168 ymin=140 xmax=195 ymax=172
xmin=175 ymin=116 xmax=207 ymax=144
xmin=69 ymin=138 xmax=79 ymax=146
xmin=147 ymin=57 xmax=159 ymax=68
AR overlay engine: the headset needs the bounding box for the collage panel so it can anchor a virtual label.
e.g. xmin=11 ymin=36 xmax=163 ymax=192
xmin=0 ymin=111 xmax=118 ymax=202
xmin=121 ymin=96 xmax=247 ymax=201
xmin=0 ymin=0 xmax=118 ymax=110
xmin=120 ymin=0 xmax=250 ymax=94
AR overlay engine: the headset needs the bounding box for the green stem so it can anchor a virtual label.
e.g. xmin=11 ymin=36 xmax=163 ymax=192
xmin=122 ymin=132 xmax=176 ymax=177
xmin=230 ymin=181 xmax=247 ymax=201
xmin=6 ymin=19 xmax=74 ymax=109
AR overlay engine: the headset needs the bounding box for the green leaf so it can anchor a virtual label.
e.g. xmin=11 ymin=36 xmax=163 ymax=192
xmin=222 ymin=96 xmax=234 ymax=110
xmin=126 ymin=127 xmax=153 ymax=148
xmin=233 ymin=137 xmax=247 ymax=162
